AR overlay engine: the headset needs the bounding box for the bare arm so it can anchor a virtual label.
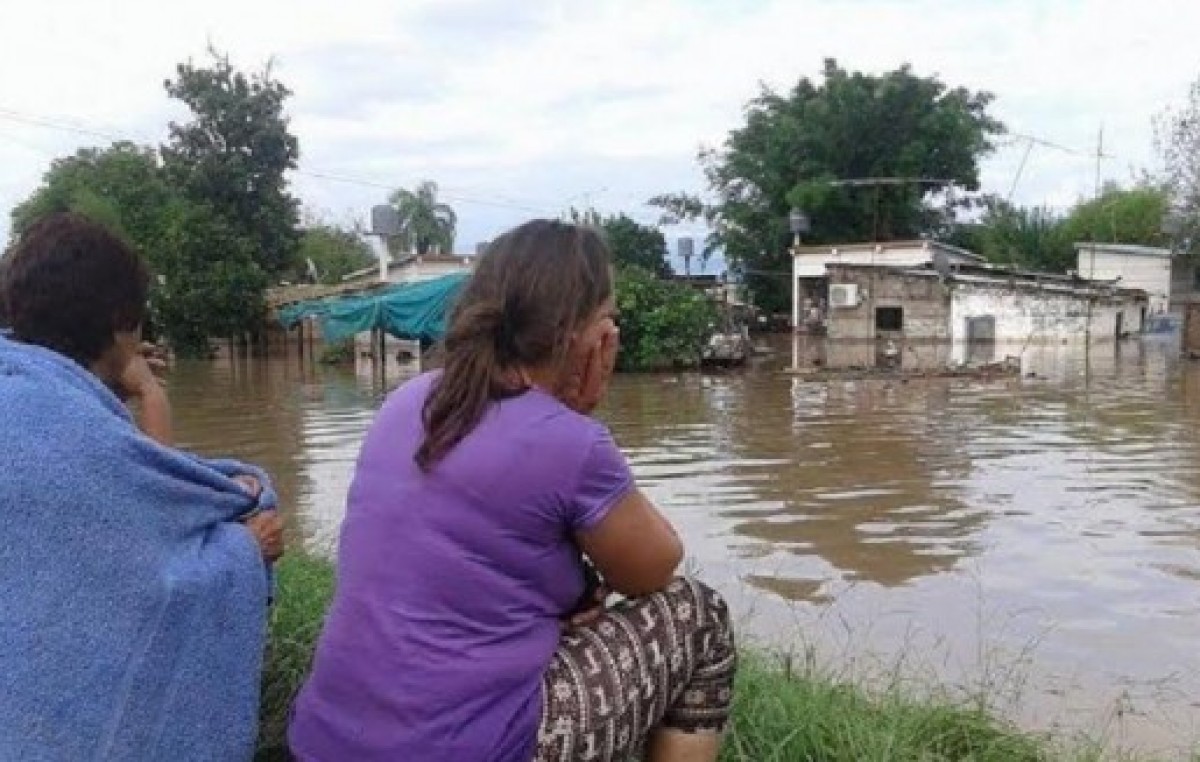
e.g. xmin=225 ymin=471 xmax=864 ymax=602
xmin=577 ymin=488 xmax=683 ymax=598
xmin=130 ymin=384 xmax=174 ymax=447
xmin=117 ymin=345 xmax=174 ymax=447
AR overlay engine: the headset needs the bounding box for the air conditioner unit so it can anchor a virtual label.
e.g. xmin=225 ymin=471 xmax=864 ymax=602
xmin=829 ymin=283 xmax=860 ymax=308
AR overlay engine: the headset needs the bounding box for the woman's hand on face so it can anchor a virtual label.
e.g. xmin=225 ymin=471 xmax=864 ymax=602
xmin=562 ymin=318 xmax=619 ymax=415
xmin=115 ymin=342 xmax=168 ymax=402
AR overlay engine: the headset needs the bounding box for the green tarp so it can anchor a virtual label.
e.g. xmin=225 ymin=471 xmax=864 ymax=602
xmin=277 ymin=272 xmax=467 ymax=343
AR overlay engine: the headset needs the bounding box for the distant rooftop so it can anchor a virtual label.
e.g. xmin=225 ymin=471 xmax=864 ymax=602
xmin=1074 ymin=242 xmax=1171 ymax=259
xmin=340 ymin=253 xmax=473 ymax=283
xmin=793 ymin=239 xmax=986 ymax=262
xmin=828 ymin=260 xmax=1148 ymax=300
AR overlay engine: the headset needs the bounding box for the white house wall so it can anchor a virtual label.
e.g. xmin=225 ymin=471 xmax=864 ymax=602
xmin=947 ymin=285 xmax=1138 ymax=364
xmin=795 ymin=246 xmax=961 ymax=279
xmin=1076 ymin=249 xmax=1170 ymax=313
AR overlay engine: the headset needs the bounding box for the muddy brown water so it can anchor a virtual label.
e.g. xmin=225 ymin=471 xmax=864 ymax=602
xmin=172 ymin=337 xmax=1200 ymax=757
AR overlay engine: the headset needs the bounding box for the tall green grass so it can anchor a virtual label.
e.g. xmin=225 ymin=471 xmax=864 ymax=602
xmin=723 ymin=653 xmax=1054 ymax=762
xmin=257 ymin=555 xmax=335 ymax=761
xmin=257 ymin=555 xmax=1189 ymax=761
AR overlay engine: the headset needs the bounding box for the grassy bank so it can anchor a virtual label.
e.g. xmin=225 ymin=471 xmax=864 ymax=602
xmin=257 ymin=555 xmax=1161 ymax=761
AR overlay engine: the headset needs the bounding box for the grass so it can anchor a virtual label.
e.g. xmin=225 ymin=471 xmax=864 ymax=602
xmin=723 ymin=653 xmax=1055 ymax=762
xmin=257 ymin=554 xmax=336 ymax=761
xmin=256 ymin=555 xmax=1190 ymax=761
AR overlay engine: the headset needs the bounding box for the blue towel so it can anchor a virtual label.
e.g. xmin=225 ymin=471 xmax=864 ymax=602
xmin=0 ymin=336 xmax=274 ymax=761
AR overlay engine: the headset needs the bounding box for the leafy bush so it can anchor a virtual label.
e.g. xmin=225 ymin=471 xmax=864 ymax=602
xmin=615 ymin=266 xmax=716 ymax=371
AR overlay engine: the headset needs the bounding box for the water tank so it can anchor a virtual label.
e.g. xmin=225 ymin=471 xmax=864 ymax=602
xmin=678 ymin=237 xmax=695 ymax=274
xmin=370 ymin=205 xmax=401 ymax=237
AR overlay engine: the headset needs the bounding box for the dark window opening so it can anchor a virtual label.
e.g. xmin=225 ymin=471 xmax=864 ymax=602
xmin=875 ymin=307 xmax=903 ymax=332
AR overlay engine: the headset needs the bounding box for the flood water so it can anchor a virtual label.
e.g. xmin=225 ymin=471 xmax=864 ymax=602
xmin=171 ymin=337 xmax=1200 ymax=758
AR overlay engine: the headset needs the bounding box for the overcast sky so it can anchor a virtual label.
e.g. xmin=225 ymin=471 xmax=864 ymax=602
xmin=1 ymin=0 xmax=1197 ymax=269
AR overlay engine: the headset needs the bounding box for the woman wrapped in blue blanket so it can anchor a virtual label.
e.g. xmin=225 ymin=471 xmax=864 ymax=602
xmin=0 ymin=213 xmax=284 ymax=761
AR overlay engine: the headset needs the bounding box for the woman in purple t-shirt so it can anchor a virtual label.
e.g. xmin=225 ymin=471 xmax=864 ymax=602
xmin=289 ymin=220 xmax=736 ymax=762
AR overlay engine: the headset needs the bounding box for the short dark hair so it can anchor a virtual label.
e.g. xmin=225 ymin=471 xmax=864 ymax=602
xmin=1 ymin=212 xmax=150 ymax=365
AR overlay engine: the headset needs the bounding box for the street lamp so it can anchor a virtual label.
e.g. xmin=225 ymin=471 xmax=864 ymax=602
xmin=789 ymin=207 xmax=810 ymax=248
xmin=788 ymin=208 xmax=811 ymax=342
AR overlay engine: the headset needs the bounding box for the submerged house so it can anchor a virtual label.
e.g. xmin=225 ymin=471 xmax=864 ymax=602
xmin=266 ymin=252 xmax=473 ymax=359
xmin=791 ymin=240 xmax=984 ymax=329
xmin=820 ymin=261 xmax=1148 ymax=370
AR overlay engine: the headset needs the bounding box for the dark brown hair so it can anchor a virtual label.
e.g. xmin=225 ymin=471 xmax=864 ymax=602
xmin=1 ymin=212 xmax=149 ymax=365
xmin=416 ymin=219 xmax=613 ymax=470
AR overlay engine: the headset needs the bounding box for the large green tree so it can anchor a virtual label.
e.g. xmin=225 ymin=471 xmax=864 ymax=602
xmin=388 ymin=181 xmax=457 ymax=257
xmin=154 ymin=50 xmax=300 ymax=353
xmin=153 ymin=200 xmax=267 ymax=353
xmin=8 ymin=51 xmax=305 ymax=356
xmin=652 ymin=59 xmax=1003 ymax=310
xmin=9 ymin=142 xmax=173 ymax=250
xmin=162 ymin=49 xmax=301 ymax=277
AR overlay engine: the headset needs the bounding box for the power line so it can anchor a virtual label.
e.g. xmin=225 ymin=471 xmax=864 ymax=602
xmin=294 ymin=168 xmax=552 ymax=214
xmin=0 ymin=107 xmax=144 ymax=144
xmin=0 ymin=104 xmax=560 ymax=215
xmin=1001 ymin=128 xmax=1118 ymax=201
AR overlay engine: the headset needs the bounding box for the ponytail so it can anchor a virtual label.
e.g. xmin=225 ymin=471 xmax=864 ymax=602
xmin=415 ymin=301 xmax=507 ymax=471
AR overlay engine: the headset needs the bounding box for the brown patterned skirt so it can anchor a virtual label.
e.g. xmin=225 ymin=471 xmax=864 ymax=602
xmin=533 ymin=577 xmax=736 ymax=761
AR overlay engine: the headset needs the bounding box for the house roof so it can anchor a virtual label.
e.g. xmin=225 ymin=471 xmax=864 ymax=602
xmin=340 ymin=254 xmax=473 ymax=283
xmin=793 ymin=239 xmax=986 ymax=262
xmin=827 ymin=261 xmax=1149 ymax=301
xmin=1074 ymin=242 xmax=1172 ymax=259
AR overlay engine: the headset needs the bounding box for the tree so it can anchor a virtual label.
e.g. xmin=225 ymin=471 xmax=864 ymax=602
xmin=295 ymin=224 xmax=375 ymax=284
xmin=969 ymin=200 xmax=1073 ymax=272
xmin=161 ymin=49 xmax=301 ymax=277
xmin=9 ymin=143 xmax=173 ymax=254
xmin=652 ymin=59 xmax=1003 ymax=311
xmin=950 ymin=184 xmax=1168 ymax=274
xmin=9 ymin=50 xmax=305 ymax=357
xmin=153 ymin=200 xmax=267 ymax=355
xmin=388 ymin=181 xmax=457 ymax=257
xmin=564 ymin=208 xmax=673 ymax=277
xmin=1061 ymin=184 xmax=1169 ymax=249
xmin=1156 ymin=76 xmax=1200 ymax=254
xmin=600 ymin=214 xmax=672 ymax=278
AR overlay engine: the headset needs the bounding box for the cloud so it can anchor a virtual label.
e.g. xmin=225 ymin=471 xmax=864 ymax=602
xmin=1 ymin=0 xmax=1198 ymax=252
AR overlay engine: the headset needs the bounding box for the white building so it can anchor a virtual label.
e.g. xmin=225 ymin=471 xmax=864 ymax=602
xmin=821 ymin=262 xmax=1148 ymax=370
xmin=792 ymin=240 xmax=984 ymax=329
xmin=1075 ymin=242 xmax=1172 ymax=315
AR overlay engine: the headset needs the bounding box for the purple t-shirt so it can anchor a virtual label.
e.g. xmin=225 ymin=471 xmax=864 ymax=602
xmin=289 ymin=373 xmax=634 ymax=761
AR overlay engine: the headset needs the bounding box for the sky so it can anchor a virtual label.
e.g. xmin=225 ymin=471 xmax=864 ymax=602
xmin=0 ymin=0 xmax=1197 ymax=274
